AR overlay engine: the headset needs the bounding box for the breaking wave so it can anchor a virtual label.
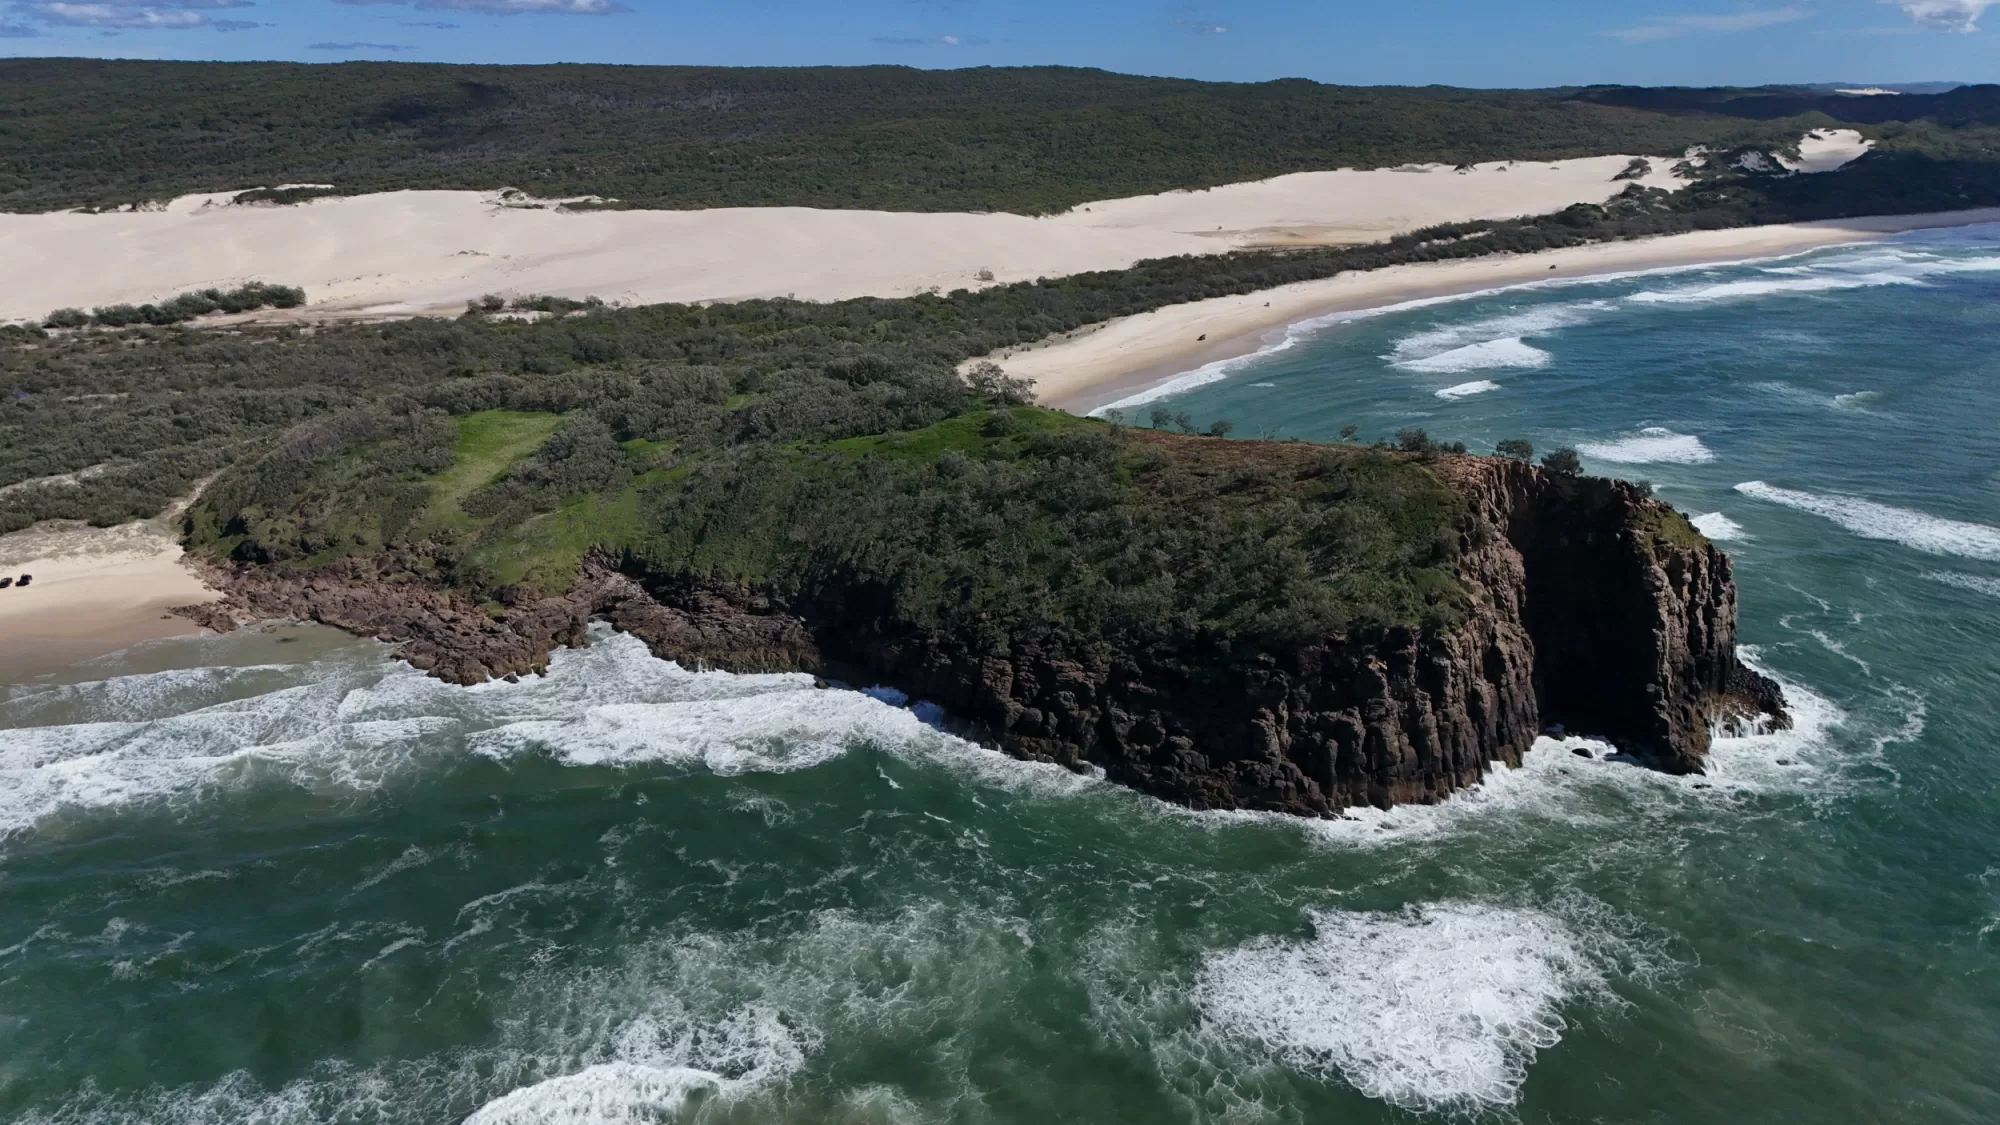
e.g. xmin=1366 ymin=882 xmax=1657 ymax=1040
xmin=1191 ymin=901 xmax=1663 ymax=1114
xmin=1924 ymin=570 xmax=2000 ymax=599
xmin=1692 ymin=512 xmax=1747 ymax=540
xmin=1629 ymin=274 xmax=1916 ymax=305
xmin=1388 ymin=300 xmax=1606 ymax=362
xmin=1578 ymin=427 xmax=1715 ymax=464
xmin=1434 ymin=379 xmax=1501 ymax=399
xmin=1735 ymin=482 xmax=2000 ymax=561
xmin=1630 ymin=253 xmax=2000 ymax=306
xmin=1395 ymin=337 xmax=1550 ymax=374
xmin=0 ymin=629 xmax=1091 ymax=844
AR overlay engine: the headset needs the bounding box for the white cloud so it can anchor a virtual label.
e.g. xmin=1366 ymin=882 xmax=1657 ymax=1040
xmin=1604 ymin=6 xmax=1810 ymax=41
xmin=333 ymin=0 xmax=631 ymax=13
xmin=872 ymin=32 xmax=989 ymax=46
xmin=7 ymin=0 xmax=256 ymax=30
xmin=1886 ymin=0 xmax=1994 ymax=30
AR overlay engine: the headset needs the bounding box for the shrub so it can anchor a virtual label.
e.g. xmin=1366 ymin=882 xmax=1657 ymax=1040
xmin=51 ymin=282 xmax=304 ymax=330
xmin=1541 ymin=447 xmax=1583 ymax=477
xmin=1495 ymin=438 xmax=1534 ymax=461
xmin=965 ymin=361 xmax=1036 ymax=405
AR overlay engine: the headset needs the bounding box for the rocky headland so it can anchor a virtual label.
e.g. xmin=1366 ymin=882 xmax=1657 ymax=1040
xmin=177 ymin=452 xmax=1787 ymax=816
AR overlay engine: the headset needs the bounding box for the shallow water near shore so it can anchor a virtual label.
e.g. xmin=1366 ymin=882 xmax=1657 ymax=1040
xmin=7 ymin=227 xmax=2000 ymax=1123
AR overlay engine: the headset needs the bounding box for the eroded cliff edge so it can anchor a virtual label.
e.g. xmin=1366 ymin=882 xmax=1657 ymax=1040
xmin=178 ymin=453 xmax=1787 ymax=815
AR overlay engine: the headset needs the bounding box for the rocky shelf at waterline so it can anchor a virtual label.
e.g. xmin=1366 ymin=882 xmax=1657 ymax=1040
xmin=175 ymin=452 xmax=1787 ymax=815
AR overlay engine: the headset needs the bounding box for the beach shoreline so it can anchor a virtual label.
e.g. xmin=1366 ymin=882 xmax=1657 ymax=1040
xmin=0 ymin=518 xmax=220 ymax=685
xmin=1012 ymin=208 xmax=2000 ymax=413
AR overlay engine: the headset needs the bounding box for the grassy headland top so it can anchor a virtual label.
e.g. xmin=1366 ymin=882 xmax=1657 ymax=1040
xmin=8 ymin=59 xmax=1995 ymax=215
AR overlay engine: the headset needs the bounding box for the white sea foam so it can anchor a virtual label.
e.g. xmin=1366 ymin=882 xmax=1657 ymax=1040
xmin=1388 ymin=300 xmax=1606 ymax=366
xmin=24 ymin=901 xmax=1048 ymax=1125
xmin=0 ymin=628 xmax=1096 ymax=842
xmin=1629 ymin=274 xmax=1915 ymax=305
xmin=465 ymin=1062 xmax=731 ymax=1124
xmin=465 ymin=1004 xmax=811 ymax=1125
xmin=1578 ymin=427 xmax=1715 ymax=465
xmin=1395 ymin=337 xmax=1549 ymax=374
xmin=1434 ymin=379 xmax=1501 ymax=399
xmin=1735 ymin=482 xmax=2000 ymax=561
xmin=1633 ymin=250 xmax=2000 ymax=307
xmin=1090 ymin=329 xmax=1310 ymax=414
xmin=1172 ymin=653 xmax=1850 ymax=853
xmin=1925 ymin=570 xmax=2000 ymax=599
xmin=1192 ymin=903 xmax=1609 ymax=1114
xmin=1692 ymin=512 xmax=1747 ymax=540
xmin=468 ymin=689 xmax=932 ymax=776
xmin=1088 ymin=241 xmax=2000 ymax=417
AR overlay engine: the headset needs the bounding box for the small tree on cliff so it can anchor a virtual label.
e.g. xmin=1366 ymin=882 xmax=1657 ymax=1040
xmin=1496 ymin=438 xmax=1534 ymax=461
xmin=1541 ymin=447 xmax=1583 ymax=477
xmin=965 ymin=361 xmax=1036 ymax=405
xmin=1207 ymin=419 xmax=1235 ymax=437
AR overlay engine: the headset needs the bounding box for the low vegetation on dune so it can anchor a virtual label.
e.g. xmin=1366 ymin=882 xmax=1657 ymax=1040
xmin=41 ymin=282 xmax=306 ymax=331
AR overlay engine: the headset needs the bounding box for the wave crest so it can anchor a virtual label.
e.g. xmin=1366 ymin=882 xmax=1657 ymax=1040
xmin=1192 ymin=903 xmax=1618 ymax=1114
xmin=1433 ymin=379 xmax=1501 ymax=399
xmin=1735 ymin=482 xmax=2000 ymax=561
xmin=1578 ymin=427 xmax=1715 ymax=464
xmin=1394 ymin=337 xmax=1550 ymax=374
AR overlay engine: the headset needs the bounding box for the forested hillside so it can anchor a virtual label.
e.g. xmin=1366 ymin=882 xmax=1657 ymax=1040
xmin=7 ymin=138 xmax=2000 ymax=555
xmin=6 ymin=61 xmax=2000 ymax=661
xmin=0 ymin=60 xmax=1833 ymax=215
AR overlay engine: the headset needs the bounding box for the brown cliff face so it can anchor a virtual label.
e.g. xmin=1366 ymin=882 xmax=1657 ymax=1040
xmin=1445 ymin=458 xmax=1789 ymax=776
xmin=178 ymin=456 xmax=1786 ymax=815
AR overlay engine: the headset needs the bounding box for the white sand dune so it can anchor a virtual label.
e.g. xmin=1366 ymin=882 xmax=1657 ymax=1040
xmin=1781 ymin=129 xmax=1873 ymax=174
xmin=0 ymin=155 xmax=1685 ymax=324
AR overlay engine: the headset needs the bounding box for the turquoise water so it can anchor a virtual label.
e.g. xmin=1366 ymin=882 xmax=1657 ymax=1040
xmin=6 ymin=229 xmax=2000 ymax=1123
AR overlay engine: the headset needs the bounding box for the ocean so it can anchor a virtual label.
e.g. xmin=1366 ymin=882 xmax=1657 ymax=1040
xmin=5 ymin=225 xmax=2000 ymax=1123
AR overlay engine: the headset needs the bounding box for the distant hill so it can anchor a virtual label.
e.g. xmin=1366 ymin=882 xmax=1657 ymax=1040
xmin=1567 ymin=83 xmax=2000 ymax=126
xmin=0 ymin=60 xmax=1824 ymax=216
xmin=1802 ymin=82 xmax=1968 ymax=96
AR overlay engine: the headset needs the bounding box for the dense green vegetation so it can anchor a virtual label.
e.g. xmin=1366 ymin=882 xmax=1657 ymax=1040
xmin=0 ymin=60 xmax=1847 ymax=215
xmin=11 ymin=67 xmax=2000 ymax=647
xmin=8 ymin=133 xmax=2000 ymax=535
xmin=149 ymin=314 xmax=1468 ymax=646
xmin=42 ymin=282 xmax=305 ymax=330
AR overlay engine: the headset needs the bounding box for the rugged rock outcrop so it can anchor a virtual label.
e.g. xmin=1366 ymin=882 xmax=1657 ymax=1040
xmin=177 ymin=455 xmax=1786 ymax=814
xmin=176 ymin=555 xmax=818 ymax=685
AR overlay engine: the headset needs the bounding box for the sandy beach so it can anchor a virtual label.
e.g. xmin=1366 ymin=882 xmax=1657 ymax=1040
xmin=0 ymin=154 xmax=1689 ymax=323
xmin=1008 ymin=208 xmax=2000 ymax=413
xmin=0 ymin=518 xmax=219 ymax=684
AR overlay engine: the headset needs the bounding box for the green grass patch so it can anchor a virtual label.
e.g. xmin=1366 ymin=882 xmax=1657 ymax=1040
xmin=465 ymin=480 xmax=653 ymax=592
xmin=827 ymin=406 xmax=1094 ymax=462
xmin=423 ymin=410 xmax=565 ymax=527
xmin=1639 ymin=505 xmax=1709 ymax=550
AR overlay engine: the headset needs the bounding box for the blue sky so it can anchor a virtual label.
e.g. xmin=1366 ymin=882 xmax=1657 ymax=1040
xmin=2 ymin=0 xmax=1994 ymax=88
